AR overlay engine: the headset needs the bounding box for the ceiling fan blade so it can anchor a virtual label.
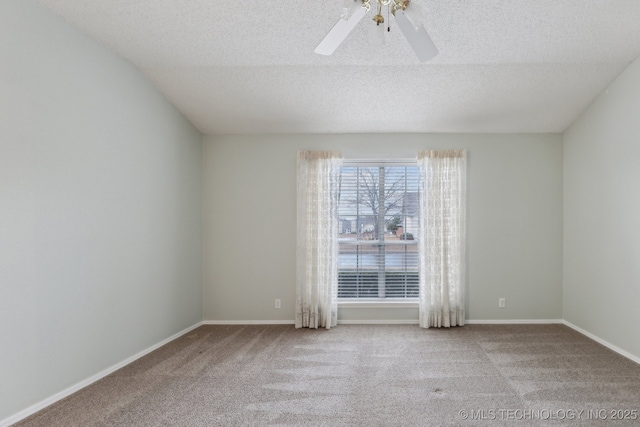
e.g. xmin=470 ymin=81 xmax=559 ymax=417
xmin=314 ymin=5 xmax=369 ymax=56
xmin=393 ymin=11 xmax=438 ymax=62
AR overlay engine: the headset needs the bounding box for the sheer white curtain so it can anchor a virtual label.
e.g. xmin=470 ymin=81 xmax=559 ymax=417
xmin=418 ymin=150 xmax=467 ymax=328
xmin=296 ymin=151 xmax=342 ymax=329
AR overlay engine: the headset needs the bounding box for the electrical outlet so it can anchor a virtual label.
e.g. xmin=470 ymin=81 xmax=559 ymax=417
xmin=275 ymin=299 xmax=281 ymax=309
xmin=499 ymin=298 xmax=506 ymax=308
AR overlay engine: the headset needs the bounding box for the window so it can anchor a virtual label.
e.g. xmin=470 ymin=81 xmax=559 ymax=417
xmin=338 ymin=162 xmax=419 ymax=299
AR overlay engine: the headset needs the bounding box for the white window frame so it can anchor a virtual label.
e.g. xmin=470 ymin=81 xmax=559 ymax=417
xmin=337 ymin=159 xmax=420 ymax=304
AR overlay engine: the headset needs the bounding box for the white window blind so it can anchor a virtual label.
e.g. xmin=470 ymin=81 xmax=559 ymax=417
xmin=338 ymin=161 xmax=420 ymax=299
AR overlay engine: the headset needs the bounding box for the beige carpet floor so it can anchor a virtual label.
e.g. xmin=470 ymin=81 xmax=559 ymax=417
xmin=15 ymin=324 xmax=640 ymax=426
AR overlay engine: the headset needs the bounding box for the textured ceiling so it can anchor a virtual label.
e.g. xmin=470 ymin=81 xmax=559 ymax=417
xmin=37 ymin=0 xmax=640 ymax=135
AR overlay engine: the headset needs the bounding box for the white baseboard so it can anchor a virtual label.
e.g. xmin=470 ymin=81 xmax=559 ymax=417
xmin=338 ymin=319 xmax=419 ymax=325
xmin=200 ymin=319 xmax=563 ymax=326
xmin=202 ymin=320 xmax=420 ymax=326
xmin=338 ymin=319 xmax=563 ymax=325
xmin=202 ymin=319 xmax=420 ymax=326
xmin=202 ymin=320 xmax=295 ymax=325
xmin=466 ymin=319 xmax=564 ymax=324
xmin=0 ymin=321 xmax=203 ymax=427
xmin=562 ymin=320 xmax=640 ymax=365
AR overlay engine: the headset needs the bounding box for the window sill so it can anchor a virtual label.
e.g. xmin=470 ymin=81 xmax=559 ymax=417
xmin=338 ymin=299 xmax=418 ymax=309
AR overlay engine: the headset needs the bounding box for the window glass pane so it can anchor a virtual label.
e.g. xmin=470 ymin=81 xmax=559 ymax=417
xmin=338 ymin=164 xmax=420 ymax=299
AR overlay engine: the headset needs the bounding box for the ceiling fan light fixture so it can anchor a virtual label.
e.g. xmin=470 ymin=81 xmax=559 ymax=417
xmin=315 ymin=0 xmax=437 ymax=61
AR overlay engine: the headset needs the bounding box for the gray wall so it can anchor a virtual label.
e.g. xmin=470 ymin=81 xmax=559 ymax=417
xmin=0 ymin=0 xmax=203 ymax=421
xmin=564 ymin=57 xmax=640 ymax=359
xmin=203 ymin=133 xmax=563 ymax=323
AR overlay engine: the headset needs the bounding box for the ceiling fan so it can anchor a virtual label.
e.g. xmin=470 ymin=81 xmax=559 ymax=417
xmin=315 ymin=0 xmax=438 ymax=62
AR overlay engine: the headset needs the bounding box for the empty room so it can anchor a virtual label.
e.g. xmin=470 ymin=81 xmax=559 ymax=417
xmin=1 ymin=0 xmax=640 ymax=425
